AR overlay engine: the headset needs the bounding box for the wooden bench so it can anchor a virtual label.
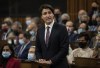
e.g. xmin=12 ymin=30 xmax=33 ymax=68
xmin=20 ymin=60 xmax=50 ymax=68
xmin=72 ymin=57 xmax=100 ymax=68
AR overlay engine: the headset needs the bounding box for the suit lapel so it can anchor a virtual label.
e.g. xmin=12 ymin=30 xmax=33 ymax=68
xmin=47 ymin=22 xmax=57 ymax=48
xmin=41 ymin=25 xmax=46 ymax=47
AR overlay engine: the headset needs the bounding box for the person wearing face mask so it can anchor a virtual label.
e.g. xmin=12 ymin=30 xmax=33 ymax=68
xmin=26 ymin=22 xmax=38 ymax=41
xmin=88 ymin=1 xmax=100 ymax=20
xmin=1 ymin=23 xmax=11 ymax=40
xmin=74 ymin=10 xmax=87 ymax=30
xmin=67 ymin=32 xmax=93 ymax=64
xmin=16 ymin=32 xmax=32 ymax=60
xmin=7 ymin=32 xmax=18 ymax=48
xmin=77 ymin=23 xmax=88 ymax=34
xmin=25 ymin=16 xmax=32 ymax=26
xmin=27 ymin=46 xmax=36 ymax=61
xmin=0 ymin=43 xmax=20 ymax=68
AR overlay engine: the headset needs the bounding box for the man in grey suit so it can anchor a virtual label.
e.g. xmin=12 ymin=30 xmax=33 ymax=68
xmin=35 ymin=4 xmax=69 ymax=68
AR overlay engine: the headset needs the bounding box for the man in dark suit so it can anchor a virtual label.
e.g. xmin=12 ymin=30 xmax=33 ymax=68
xmin=16 ymin=32 xmax=32 ymax=59
xmin=35 ymin=4 xmax=69 ymax=68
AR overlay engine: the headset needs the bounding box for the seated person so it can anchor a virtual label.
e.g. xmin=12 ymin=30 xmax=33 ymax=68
xmin=15 ymin=32 xmax=32 ymax=60
xmin=65 ymin=21 xmax=78 ymax=43
xmin=0 ymin=43 xmax=20 ymax=68
xmin=90 ymin=26 xmax=100 ymax=48
xmin=27 ymin=46 xmax=36 ymax=61
xmin=92 ymin=34 xmax=100 ymax=58
xmin=26 ymin=21 xmax=38 ymax=41
xmin=92 ymin=47 xmax=100 ymax=58
xmin=67 ymin=32 xmax=93 ymax=64
xmin=7 ymin=32 xmax=18 ymax=48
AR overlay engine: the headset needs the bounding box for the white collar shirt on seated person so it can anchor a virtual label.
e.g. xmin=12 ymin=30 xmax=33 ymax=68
xmin=67 ymin=47 xmax=93 ymax=64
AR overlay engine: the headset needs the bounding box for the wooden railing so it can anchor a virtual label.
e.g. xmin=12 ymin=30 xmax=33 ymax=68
xmin=20 ymin=60 xmax=50 ymax=68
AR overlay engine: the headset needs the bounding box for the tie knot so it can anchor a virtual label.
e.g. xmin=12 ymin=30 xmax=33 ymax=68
xmin=47 ymin=26 xmax=50 ymax=30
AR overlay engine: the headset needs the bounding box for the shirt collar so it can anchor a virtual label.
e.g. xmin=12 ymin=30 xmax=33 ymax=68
xmin=45 ymin=20 xmax=54 ymax=29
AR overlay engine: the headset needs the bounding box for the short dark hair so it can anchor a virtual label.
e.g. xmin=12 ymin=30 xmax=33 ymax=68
xmin=78 ymin=32 xmax=90 ymax=41
xmin=39 ymin=4 xmax=54 ymax=16
xmin=24 ymin=32 xmax=31 ymax=40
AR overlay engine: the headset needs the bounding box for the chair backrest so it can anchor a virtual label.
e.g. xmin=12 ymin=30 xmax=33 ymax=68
xmin=74 ymin=57 xmax=100 ymax=68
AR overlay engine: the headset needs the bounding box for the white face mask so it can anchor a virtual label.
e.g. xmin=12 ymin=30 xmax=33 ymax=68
xmin=2 ymin=51 xmax=11 ymax=58
xmin=27 ymin=53 xmax=36 ymax=61
xmin=8 ymin=40 xmax=12 ymax=44
xmin=77 ymin=28 xmax=85 ymax=34
xmin=14 ymin=39 xmax=17 ymax=44
xmin=19 ymin=39 xmax=25 ymax=45
xmin=8 ymin=39 xmax=17 ymax=45
xmin=30 ymin=31 xmax=35 ymax=36
xmin=26 ymin=20 xmax=31 ymax=26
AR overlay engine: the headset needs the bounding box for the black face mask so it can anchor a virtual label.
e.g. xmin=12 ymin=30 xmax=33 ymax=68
xmin=12 ymin=29 xmax=19 ymax=36
xmin=78 ymin=42 xmax=87 ymax=48
xmin=62 ymin=20 xmax=68 ymax=24
xmin=2 ymin=28 xmax=8 ymax=32
xmin=55 ymin=14 xmax=60 ymax=22
xmin=92 ymin=7 xmax=98 ymax=11
xmin=81 ymin=21 xmax=87 ymax=23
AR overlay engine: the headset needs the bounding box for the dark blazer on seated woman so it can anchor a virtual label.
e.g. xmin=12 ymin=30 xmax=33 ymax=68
xmin=0 ymin=43 xmax=20 ymax=68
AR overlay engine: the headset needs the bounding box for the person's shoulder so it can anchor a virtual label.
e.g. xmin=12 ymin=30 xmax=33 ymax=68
xmin=9 ymin=57 xmax=20 ymax=62
xmin=38 ymin=24 xmax=45 ymax=29
xmin=72 ymin=48 xmax=81 ymax=53
xmin=86 ymin=47 xmax=93 ymax=52
xmin=54 ymin=22 xmax=66 ymax=29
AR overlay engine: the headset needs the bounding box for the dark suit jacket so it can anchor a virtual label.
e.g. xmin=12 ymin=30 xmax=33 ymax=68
xmin=35 ymin=22 xmax=69 ymax=68
xmin=68 ymin=32 xmax=77 ymax=43
xmin=17 ymin=41 xmax=32 ymax=59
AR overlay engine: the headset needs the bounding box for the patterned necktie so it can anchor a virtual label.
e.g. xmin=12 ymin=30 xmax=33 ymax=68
xmin=45 ymin=26 xmax=50 ymax=46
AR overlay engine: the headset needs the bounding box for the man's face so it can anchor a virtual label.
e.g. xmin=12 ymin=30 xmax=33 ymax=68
xmin=41 ymin=8 xmax=54 ymax=25
xmin=11 ymin=24 xmax=18 ymax=31
xmin=66 ymin=22 xmax=73 ymax=32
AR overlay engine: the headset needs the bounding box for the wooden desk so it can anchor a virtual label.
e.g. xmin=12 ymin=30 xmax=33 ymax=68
xmin=73 ymin=57 xmax=100 ymax=68
xmin=20 ymin=60 xmax=50 ymax=68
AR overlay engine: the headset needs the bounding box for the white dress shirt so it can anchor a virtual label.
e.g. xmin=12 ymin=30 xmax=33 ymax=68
xmin=45 ymin=20 xmax=54 ymax=42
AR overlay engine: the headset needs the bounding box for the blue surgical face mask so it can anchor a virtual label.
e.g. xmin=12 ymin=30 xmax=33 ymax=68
xmin=27 ymin=53 xmax=35 ymax=61
xmin=78 ymin=28 xmax=85 ymax=34
xmin=7 ymin=39 xmax=12 ymax=44
xmin=19 ymin=39 xmax=25 ymax=45
xmin=30 ymin=31 xmax=35 ymax=36
xmin=2 ymin=52 xmax=11 ymax=58
xmin=26 ymin=20 xmax=31 ymax=26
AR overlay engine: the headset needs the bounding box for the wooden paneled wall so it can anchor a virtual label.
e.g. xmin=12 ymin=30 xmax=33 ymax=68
xmin=67 ymin=0 xmax=100 ymax=21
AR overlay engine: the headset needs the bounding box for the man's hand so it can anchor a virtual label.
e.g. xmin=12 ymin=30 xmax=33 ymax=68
xmin=37 ymin=59 xmax=52 ymax=64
